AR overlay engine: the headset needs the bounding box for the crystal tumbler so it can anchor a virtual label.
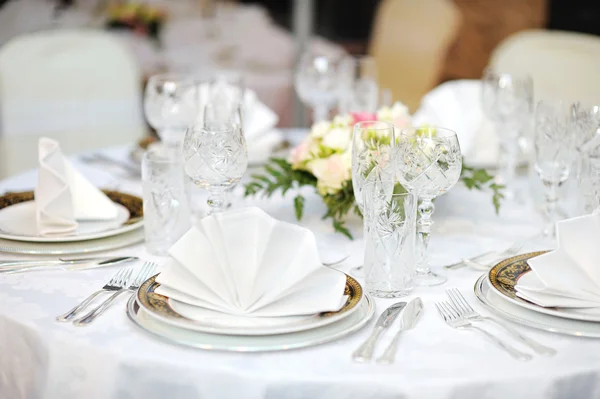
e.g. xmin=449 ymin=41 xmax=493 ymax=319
xmin=362 ymin=180 xmax=417 ymax=297
xmin=142 ymin=148 xmax=192 ymax=255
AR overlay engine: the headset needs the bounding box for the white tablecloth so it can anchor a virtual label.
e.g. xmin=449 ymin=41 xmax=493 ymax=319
xmin=1 ymin=130 xmax=600 ymax=399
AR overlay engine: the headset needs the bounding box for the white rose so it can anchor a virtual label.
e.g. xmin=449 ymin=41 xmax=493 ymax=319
xmin=307 ymin=153 xmax=352 ymax=195
xmin=376 ymin=106 xmax=393 ymax=121
xmin=321 ymin=127 xmax=351 ymax=151
xmin=389 ymin=102 xmax=410 ymax=120
xmin=310 ymin=121 xmax=332 ymax=138
xmin=332 ymin=114 xmax=353 ymax=127
xmin=377 ymin=101 xmax=412 ymax=129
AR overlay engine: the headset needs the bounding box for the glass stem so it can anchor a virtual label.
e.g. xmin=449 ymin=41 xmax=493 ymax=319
xmin=313 ymin=105 xmax=329 ymax=123
xmin=207 ymin=187 xmax=226 ymax=214
xmin=160 ymin=128 xmax=183 ymax=158
xmin=416 ymin=196 xmax=435 ymax=274
xmin=496 ymin=124 xmax=520 ymax=196
xmin=543 ymin=181 xmax=560 ymax=238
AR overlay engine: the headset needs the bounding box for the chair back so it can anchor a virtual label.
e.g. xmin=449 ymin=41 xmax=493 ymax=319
xmin=369 ymin=0 xmax=462 ymax=112
xmin=0 ymin=29 xmax=146 ymax=177
xmin=489 ymin=29 xmax=600 ymax=105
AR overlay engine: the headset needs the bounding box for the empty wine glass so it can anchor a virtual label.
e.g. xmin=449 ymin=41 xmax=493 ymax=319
xmin=395 ymin=126 xmax=462 ymax=286
xmin=144 ymin=74 xmax=199 ymax=154
xmin=183 ymin=104 xmax=248 ymax=214
xmin=338 ymin=56 xmax=379 ymax=114
xmin=295 ymin=48 xmax=346 ymax=122
xmin=481 ymin=69 xmax=533 ymax=198
xmin=351 ymin=121 xmax=395 ymax=214
xmin=534 ymin=100 xmax=576 ymax=237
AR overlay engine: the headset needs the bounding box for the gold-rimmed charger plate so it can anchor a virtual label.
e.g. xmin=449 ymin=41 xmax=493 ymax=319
xmin=0 ymin=190 xmax=143 ymax=243
xmin=136 ymin=272 xmax=364 ymax=336
xmin=488 ymin=251 xmax=600 ymax=322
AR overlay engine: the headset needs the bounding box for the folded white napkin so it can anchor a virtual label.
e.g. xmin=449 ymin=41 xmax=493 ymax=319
xmin=412 ymin=79 xmax=498 ymax=167
xmin=515 ymin=214 xmax=600 ymax=309
xmin=155 ymin=207 xmax=347 ymax=317
xmin=35 ymin=138 xmax=118 ymax=235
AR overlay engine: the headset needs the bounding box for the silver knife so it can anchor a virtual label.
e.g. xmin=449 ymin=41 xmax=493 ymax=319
xmin=0 ymin=256 xmax=137 ymax=274
xmin=352 ymin=301 xmax=407 ymax=363
xmin=376 ymin=297 xmax=424 ymax=364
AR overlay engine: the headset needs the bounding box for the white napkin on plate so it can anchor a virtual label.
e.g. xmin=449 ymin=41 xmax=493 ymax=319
xmin=515 ymin=214 xmax=600 ymax=309
xmin=412 ymin=79 xmax=498 ymax=167
xmin=155 ymin=207 xmax=348 ymax=317
xmin=35 ymin=138 xmax=118 ymax=235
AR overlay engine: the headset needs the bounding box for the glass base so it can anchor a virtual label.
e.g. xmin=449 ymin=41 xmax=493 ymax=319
xmin=367 ymin=287 xmax=413 ymax=298
xmin=414 ymin=269 xmax=447 ymax=287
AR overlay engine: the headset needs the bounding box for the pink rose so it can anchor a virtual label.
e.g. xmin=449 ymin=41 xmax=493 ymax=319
xmin=288 ymin=138 xmax=312 ymax=168
xmin=350 ymin=112 xmax=377 ymax=124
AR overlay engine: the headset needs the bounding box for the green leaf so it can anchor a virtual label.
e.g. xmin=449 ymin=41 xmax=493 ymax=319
xmin=293 ymin=195 xmax=305 ymax=220
xmin=332 ymin=219 xmax=353 ymax=240
xmin=460 ymin=161 xmax=505 ymax=213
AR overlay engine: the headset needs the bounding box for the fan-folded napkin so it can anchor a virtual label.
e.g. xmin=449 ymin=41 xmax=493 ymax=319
xmin=515 ymin=214 xmax=600 ymax=308
xmin=155 ymin=207 xmax=348 ymax=317
xmin=35 ymin=138 xmax=118 ymax=235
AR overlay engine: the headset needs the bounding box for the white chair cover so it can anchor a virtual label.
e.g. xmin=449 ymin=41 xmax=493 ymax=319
xmin=489 ymin=29 xmax=600 ymax=104
xmin=0 ymin=29 xmax=145 ymax=177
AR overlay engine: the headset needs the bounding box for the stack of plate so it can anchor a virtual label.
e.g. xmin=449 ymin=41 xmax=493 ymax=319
xmin=0 ymin=190 xmax=144 ymax=255
xmin=475 ymin=251 xmax=600 ymax=337
xmin=127 ymin=273 xmax=375 ymax=352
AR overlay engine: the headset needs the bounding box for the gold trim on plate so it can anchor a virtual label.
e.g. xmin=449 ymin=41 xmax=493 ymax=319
xmin=488 ymin=251 xmax=549 ymax=299
xmin=138 ymin=273 xmax=363 ymax=322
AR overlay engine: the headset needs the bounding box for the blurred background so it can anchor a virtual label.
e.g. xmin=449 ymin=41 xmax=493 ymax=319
xmin=1 ymin=0 xmax=598 ymax=124
xmin=0 ymin=0 xmax=599 ymax=178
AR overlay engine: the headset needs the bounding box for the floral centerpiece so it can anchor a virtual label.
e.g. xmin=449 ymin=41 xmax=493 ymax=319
xmin=244 ymin=103 xmax=503 ymax=238
xmin=105 ymin=2 xmax=166 ymax=43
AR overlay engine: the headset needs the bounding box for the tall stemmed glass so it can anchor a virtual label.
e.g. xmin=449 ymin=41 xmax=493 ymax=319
xmin=352 ymin=121 xmax=396 ymax=214
xmin=534 ymin=101 xmax=576 ymax=237
xmin=481 ymin=69 xmax=533 ymax=198
xmin=294 ymin=49 xmax=346 ymax=122
xmin=197 ymin=73 xmax=246 ymax=208
xmin=395 ymin=126 xmax=462 ymax=286
xmin=144 ymin=74 xmax=199 ymax=155
xmin=182 ymin=104 xmax=248 ymax=214
xmin=338 ymin=56 xmax=379 ymax=114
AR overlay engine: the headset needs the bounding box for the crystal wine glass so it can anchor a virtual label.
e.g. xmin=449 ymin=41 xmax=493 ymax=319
xmin=481 ymin=69 xmax=533 ymax=199
xmin=144 ymin=74 xmax=199 ymax=155
xmin=294 ymin=48 xmax=346 ymax=122
xmin=395 ymin=126 xmax=462 ymax=286
xmin=182 ymin=104 xmax=248 ymax=214
xmin=534 ymin=100 xmax=576 ymax=237
xmin=338 ymin=55 xmax=379 ymax=114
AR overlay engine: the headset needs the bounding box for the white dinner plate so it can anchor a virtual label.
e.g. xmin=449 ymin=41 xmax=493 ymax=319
xmin=487 ymin=251 xmax=600 ymax=323
xmin=136 ymin=273 xmax=364 ymax=336
xmin=0 ymin=227 xmax=144 ymax=255
xmin=127 ymin=293 xmax=375 ymax=352
xmin=0 ymin=200 xmax=142 ymax=243
xmin=475 ymin=275 xmax=600 ymax=338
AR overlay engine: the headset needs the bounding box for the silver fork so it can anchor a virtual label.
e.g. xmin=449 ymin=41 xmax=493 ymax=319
xmin=73 ymin=262 xmax=157 ymax=326
xmin=435 ymin=301 xmax=532 ymax=361
xmin=56 ymin=268 xmax=132 ymax=322
xmin=444 ymin=242 xmax=523 ymax=270
xmin=446 ymin=288 xmax=556 ymax=356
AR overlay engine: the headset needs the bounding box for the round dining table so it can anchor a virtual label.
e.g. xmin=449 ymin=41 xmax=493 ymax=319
xmin=1 ymin=130 xmax=600 ymax=399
